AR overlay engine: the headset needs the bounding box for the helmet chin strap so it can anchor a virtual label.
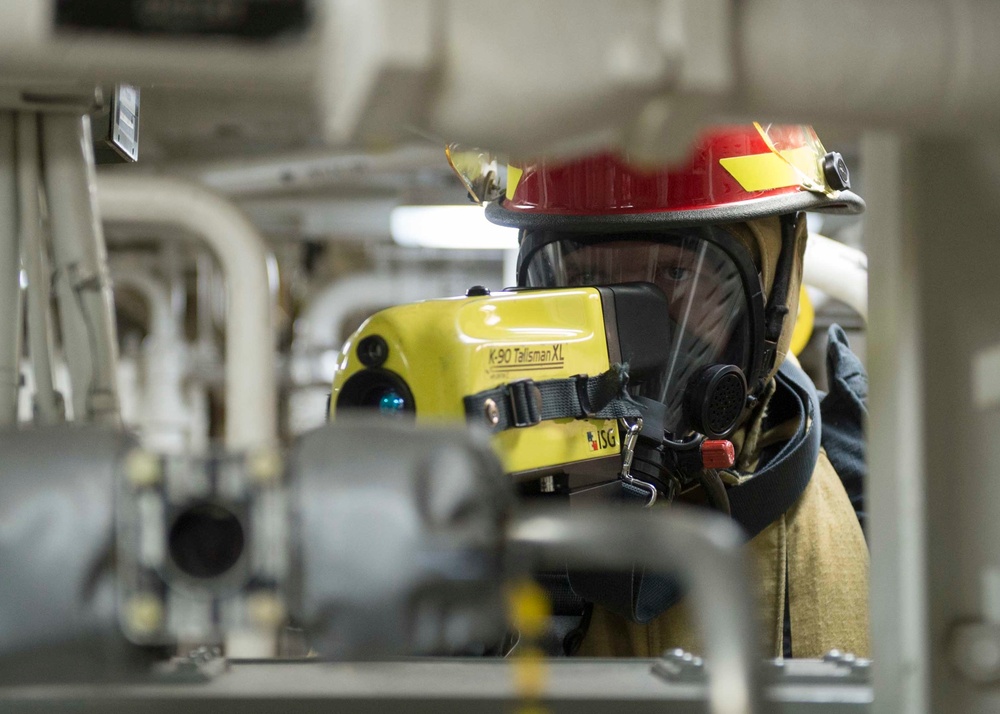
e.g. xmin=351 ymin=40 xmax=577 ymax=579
xmin=759 ymin=213 xmax=799 ymax=387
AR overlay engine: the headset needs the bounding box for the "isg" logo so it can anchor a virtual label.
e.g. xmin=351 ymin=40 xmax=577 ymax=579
xmin=587 ymin=427 xmax=617 ymax=451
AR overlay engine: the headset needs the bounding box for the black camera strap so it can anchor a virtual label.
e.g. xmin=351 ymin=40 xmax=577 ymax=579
xmin=464 ymin=364 xmax=642 ymax=432
xmin=567 ymin=359 xmax=822 ymax=624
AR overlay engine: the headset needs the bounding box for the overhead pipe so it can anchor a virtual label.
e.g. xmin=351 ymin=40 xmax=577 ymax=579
xmin=97 ymin=175 xmax=276 ymax=450
xmin=180 ymin=144 xmax=446 ymax=197
xmin=296 ymin=267 xmax=499 ymax=354
xmin=739 ymin=0 xmax=1000 ymax=129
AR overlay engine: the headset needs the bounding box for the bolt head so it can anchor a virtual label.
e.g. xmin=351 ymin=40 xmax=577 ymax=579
xmin=247 ymin=593 xmax=286 ymax=628
xmin=247 ymin=448 xmax=283 ymax=484
xmin=126 ymin=594 xmax=164 ymax=635
xmin=125 ymin=449 xmax=161 ymax=488
xmin=484 ymin=398 xmax=500 ymax=426
xmin=948 ymin=621 xmax=1000 ymax=683
xmin=822 ymin=152 xmax=851 ymax=191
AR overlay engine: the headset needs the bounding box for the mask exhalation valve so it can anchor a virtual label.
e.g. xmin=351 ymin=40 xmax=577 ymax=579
xmin=685 ymin=364 xmax=748 ymax=440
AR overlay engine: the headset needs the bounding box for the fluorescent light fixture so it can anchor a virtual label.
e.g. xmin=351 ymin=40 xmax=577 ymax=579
xmin=390 ymin=205 xmax=519 ymax=250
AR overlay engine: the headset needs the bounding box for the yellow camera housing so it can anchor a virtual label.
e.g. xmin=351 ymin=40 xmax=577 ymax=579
xmin=330 ymin=287 xmax=627 ymax=487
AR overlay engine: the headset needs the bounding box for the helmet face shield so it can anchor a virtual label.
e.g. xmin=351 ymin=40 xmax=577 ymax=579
xmin=520 ymin=227 xmax=766 ymax=438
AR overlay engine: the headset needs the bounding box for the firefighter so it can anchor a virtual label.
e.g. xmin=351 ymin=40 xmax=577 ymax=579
xmin=486 ymin=124 xmax=870 ymax=658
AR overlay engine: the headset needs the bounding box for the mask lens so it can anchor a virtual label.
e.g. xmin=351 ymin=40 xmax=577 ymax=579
xmin=521 ymin=228 xmax=755 ymax=436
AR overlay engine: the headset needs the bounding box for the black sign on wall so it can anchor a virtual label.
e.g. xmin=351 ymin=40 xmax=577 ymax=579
xmin=54 ymin=0 xmax=310 ymax=41
xmin=92 ymin=84 xmax=140 ymax=164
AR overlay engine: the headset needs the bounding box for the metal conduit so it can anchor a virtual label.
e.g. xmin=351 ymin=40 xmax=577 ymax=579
xmin=0 ymin=113 xmax=21 ymax=426
xmin=41 ymin=113 xmax=120 ymax=426
xmin=17 ymin=113 xmax=62 ymax=425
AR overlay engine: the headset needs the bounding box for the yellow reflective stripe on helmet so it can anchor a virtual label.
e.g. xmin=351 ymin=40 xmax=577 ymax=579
xmin=506 ymin=165 xmax=523 ymax=201
xmin=719 ymin=146 xmax=824 ymax=193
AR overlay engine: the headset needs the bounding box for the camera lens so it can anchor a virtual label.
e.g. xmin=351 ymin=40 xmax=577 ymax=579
xmin=168 ymin=502 xmax=245 ymax=579
xmin=377 ymin=389 xmax=407 ymax=414
xmin=337 ymin=368 xmax=416 ymax=416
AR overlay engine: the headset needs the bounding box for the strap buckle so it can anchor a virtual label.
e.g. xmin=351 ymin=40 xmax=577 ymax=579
xmin=618 ymin=417 xmax=657 ymax=507
xmin=507 ymin=379 xmax=543 ymax=428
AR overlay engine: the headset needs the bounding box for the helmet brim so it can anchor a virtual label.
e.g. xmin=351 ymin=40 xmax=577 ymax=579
xmin=486 ymin=190 xmax=865 ymax=233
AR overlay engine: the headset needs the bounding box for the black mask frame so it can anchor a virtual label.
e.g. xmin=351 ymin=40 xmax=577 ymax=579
xmin=516 ymin=216 xmax=798 ymax=414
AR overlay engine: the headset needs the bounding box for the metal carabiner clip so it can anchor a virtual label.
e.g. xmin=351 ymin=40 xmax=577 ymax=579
xmin=618 ymin=417 xmax=657 ymax=507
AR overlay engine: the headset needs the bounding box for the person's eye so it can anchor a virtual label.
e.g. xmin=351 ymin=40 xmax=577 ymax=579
xmin=659 ymin=265 xmax=692 ymax=282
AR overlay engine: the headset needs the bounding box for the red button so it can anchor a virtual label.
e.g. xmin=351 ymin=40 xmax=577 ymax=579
xmin=701 ymin=440 xmax=736 ymax=469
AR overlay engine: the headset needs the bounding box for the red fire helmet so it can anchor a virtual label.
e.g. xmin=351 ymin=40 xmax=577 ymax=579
xmin=486 ymin=123 xmax=864 ymax=230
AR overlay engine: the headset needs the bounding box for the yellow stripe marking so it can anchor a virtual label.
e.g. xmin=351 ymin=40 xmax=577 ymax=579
xmin=506 ymin=165 xmax=524 ymax=200
xmin=719 ymin=146 xmax=823 ymax=193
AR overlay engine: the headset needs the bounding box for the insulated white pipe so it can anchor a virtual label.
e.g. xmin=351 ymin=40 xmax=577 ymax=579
xmin=17 ymin=112 xmax=62 ymax=425
xmin=0 ymin=113 xmax=21 ymax=426
xmin=97 ymin=175 xmax=276 ymax=450
xmin=195 ymin=252 xmax=218 ymax=353
xmin=295 ymin=268 xmax=499 ymax=352
xmin=112 ymin=269 xmax=175 ymax=342
xmin=113 ymin=269 xmax=193 ymax=453
xmin=740 ymin=0 xmax=1000 ymax=129
xmin=804 ymin=233 xmax=868 ymax=323
xmin=41 ymin=113 xmax=120 ymax=425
